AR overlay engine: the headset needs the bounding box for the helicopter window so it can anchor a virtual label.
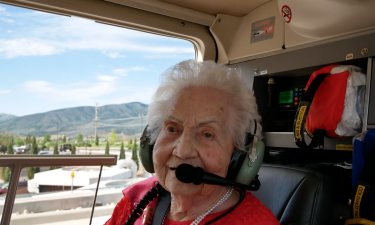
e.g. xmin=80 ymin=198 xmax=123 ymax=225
xmin=0 ymin=3 xmax=195 ymax=224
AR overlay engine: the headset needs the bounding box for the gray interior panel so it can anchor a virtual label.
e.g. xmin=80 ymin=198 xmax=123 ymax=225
xmin=368 ymin=58 xmax=375 ymax=125
xmin=235 ymin=32 xmax=375 ymax=76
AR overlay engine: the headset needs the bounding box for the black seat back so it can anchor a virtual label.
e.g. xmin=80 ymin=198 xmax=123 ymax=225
xmin=252 ymin=164 xmax=333 ymax=225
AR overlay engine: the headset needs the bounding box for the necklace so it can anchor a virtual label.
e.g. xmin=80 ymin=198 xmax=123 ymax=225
xmin=162 ymin=186 xmax=234 ymax=225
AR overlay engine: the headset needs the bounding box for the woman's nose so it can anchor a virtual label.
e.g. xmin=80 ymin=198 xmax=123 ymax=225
xmin=173 ymin=130 xmax=198 ymax=159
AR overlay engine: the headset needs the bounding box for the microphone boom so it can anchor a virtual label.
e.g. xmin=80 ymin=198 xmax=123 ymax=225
xmin=176 ymin=164 xmax=257 ymax=191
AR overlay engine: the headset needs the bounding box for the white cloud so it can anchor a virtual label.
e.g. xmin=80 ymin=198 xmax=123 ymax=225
xmin=19 ymin=78 xmax=155 ymax=107
xmin=0 ymin=7 xmax=5 ymax=11
xmin=22 ymin=79 xmax=119 ymax=102
xmin=0 ymin=14 xmax=194 ymax=58
xmin=105 ymin=52 xmax=124 ymax=58
xmin=1 ymin=17 xmax=14 ymax=23
xmin=113 ymin=67 xmax=147 ymax=76
xmin=144 ymin=54 xmax=193 ymax=59
xmin=97 ymin=75 xmax=118 ymax=81
xmin=0 ymin=89 xmax=11 ymax=94
xmin=7 ymin=30 xmax=12 ymax=33
xmin=0 ymin=39 xmax=62 ymax=58
xmin=102 ymin=86 xmax=157 ymax=105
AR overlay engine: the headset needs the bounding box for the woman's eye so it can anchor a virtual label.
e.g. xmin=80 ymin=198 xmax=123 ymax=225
xmin=168 ymin=127 xmax=177 ymax=132
xmin=204 ymin=133 xmax=213 ymax=138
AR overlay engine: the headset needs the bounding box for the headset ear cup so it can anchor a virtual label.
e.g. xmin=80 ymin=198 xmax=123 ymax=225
xmin=226 ymin=149 xmax=247 ymax=181
xmin=139 ymin=138 xmax=154 ymax=173
xmin=235 ymin=139 xmax=265 ymax=186
xmin=139 ymin=127 xmax=155 ymax=173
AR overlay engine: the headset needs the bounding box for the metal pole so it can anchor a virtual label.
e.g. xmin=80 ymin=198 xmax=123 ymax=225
xmin=1 ymin=164 xmax=22 ymax=225
xmin=56 ymin=117 xmax=59 ymax=141
xmin=89 ymin=165 xmax=103 ymax=225
xmin=71 ymin=178 xmax=73 ymax=194
xmin=94 ymin=103 xmax=98 ymax=137
xmin=95 ymin=103 xmax=97 ymax=137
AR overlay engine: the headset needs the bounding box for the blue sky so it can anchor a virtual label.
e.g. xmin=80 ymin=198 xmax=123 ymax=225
xmin=0 ymin=3 xmax=195 ymax=117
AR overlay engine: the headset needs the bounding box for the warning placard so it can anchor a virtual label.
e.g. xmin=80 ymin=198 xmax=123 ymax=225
xmin=281 ymin=5 xmax=292 ymax=23
xmin=250 ymin=16 xmax=275 ymax=44
xmin=336 ymin=144 xmax=353 ymax=151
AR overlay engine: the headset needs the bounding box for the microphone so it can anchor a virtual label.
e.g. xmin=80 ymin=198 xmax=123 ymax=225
xmin=175 ymin=164 xmax=258 ymax=191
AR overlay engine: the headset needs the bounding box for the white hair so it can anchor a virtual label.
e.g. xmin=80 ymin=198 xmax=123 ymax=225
xmin=146 ymin=60 xmax=262 ymax=150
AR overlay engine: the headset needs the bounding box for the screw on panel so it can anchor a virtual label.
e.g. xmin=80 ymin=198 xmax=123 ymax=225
xmin=218 ymin=18 xmax=221 ymax=22
xmin=254 ymin=68 xmax=259 ymax=74
xmin=181 ymin=22 xmax=185 ymax=26
xmin=361 ymin=48 xmax=369 ymax=55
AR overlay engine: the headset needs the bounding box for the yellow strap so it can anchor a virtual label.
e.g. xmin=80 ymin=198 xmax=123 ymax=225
xmin=295 ymin=106 xmax=306 ymax=139
xmin=345 ymin=218 xmax=375 ymax=225
xmin=353 ymin=185 xmax=366 ymax=218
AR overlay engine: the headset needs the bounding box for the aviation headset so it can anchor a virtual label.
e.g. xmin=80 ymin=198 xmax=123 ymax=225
xmin=139 ymin=120 xmax=265 ymax=186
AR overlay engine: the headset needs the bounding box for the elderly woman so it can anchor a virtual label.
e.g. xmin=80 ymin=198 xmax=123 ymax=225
xmin=105 ymin=60 xmax=279 ymax=225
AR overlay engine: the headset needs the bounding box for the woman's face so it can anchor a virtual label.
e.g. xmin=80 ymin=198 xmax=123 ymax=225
xmin=153 ymin=87 xmax=234 ymax=196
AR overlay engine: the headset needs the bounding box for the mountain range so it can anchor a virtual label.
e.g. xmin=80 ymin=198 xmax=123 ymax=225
xmin=0 ymin=113 xmax=18 ymax=123
xmin=0 ymin=102 xmax=148 ymax=138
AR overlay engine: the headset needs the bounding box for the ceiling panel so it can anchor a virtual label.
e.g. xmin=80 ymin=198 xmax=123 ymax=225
xmin=159 ymin=0 xmax=271 ymax=17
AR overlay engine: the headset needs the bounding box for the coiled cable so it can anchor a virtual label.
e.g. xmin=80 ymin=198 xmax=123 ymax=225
xmin=125 ymin=182 xmax=164 ymax=225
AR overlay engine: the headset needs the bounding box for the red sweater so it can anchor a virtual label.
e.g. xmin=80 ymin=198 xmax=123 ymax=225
xmin=104 ymin=177 xmax=279 ymax=225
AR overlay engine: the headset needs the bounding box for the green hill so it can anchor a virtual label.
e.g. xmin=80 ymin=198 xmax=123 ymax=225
xmin=0 ymin=113 xmax=18 ymax=123
xmin=0 ymin=102 xmax=148 ymax=138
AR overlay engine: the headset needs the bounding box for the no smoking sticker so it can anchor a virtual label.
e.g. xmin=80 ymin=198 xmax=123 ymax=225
xmin=281 ymin=5 xmax=292 ymax=23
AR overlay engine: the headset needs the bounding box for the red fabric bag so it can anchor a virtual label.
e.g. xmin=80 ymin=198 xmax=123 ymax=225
xmin=293 ymin=65 xmax=349 ymax=149
xmin=305 ymin=65 xmax=349 ymax=138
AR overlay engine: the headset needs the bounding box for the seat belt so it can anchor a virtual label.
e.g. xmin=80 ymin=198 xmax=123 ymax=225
xmin=293 ymin=73 xmax=329 ymax=149
xmin=151 ymin=188 xmax=171 ymax=225
xmin=351 ymin=143 xmax=375 ymax=220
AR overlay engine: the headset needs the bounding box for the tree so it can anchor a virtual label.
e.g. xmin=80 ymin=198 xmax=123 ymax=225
xmin=7 ymin=141 xmax=13 ymax=155
xmin=25 ymin=135 xmax=31 ymax=145
xmin=1 ymin=167 xmax=6 ymax=181
xmin=44 ymin=133 xmax=51 ymax=142
xmin=50 ymin=142 xmax=59 ymax=170
xmin=120 ymin=141 xmax=125 ymax=159
xmin=3 ymin=168 xmax=11 ymax=183
xmin=28 ymin=135 xmax=40 ymax=179
xmin=131 ymin=136 xmax=139 ymax=169
xmin=109 ymin=129 xmax=117 ymax=144
xmin=62 ymin=135 xmax=66 ymax=143
xmin=105 ymin=141 xmax=110 ymax=155
xmin=77 ymin=133 xmax=83 ymax=142
xmin=38 ymin=141 xmax=45 ymax=150
xmin=1 ymin=136 xmax=15 ymax=180
xmin=0 ymin=133 xmax=10 ymax=153
xmin=14 ymin=137 xmax=24 ymax=146
xmin=31 ymin=134 xmax=38 ymax=155
xmin=27 ymin=166 xmax=40 ymax=179
xmin=27 ymin=168 xmax=34 ymax=179
xmin=53 ymin=141 xmax=59 ymax=155
xmin=95 ymin=134 xmax=99 ymax=146
xmin=128 ymin=138 xmax=133 ymax=145
xmin=71 ymin=143 xmax=76 ymax=155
